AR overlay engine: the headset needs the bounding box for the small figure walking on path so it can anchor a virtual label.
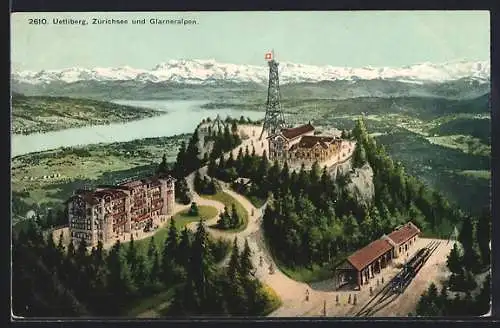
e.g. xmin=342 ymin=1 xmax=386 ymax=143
xmin=259 ymin=255 xmax=263 ymax=267
xmin=381 ymin=277 xmax=384 ymax=284
xmin=251 ymin=208 xmax=255 ymax=216
xmin=353 ymin=294 xmax=357 ymax=305
xmin=323 ymin=300 xmax=327 ymax=316
xmin=348 ymin=294 xmax=351 ymax=304
xmin=305 ymin=289 xmax=310 ymax=301
xmin=369 ymin=286 xmax=373 ymax=296
xmin=335 ymin=294 xmax=339 ymax=305
xmin=269 ymin=263 xmax=274 ymax=274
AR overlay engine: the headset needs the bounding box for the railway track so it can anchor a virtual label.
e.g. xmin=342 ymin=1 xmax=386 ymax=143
xmin=354 ymin=240 xmax=442 ymax=317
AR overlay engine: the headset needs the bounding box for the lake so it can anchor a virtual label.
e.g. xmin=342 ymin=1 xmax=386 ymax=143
xmin=11 ymin=100 xmax=265 ymax=157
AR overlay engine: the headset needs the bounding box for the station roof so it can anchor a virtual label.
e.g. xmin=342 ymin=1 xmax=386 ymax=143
xmin=347 ymin=239 xmax=393 ymax=271
xmin=387 ymin=222 xmax=421 ymax=245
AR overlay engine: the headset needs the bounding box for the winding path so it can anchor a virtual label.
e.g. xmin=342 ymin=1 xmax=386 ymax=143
xmin=182 ymin=125 xmax=348 ymax=316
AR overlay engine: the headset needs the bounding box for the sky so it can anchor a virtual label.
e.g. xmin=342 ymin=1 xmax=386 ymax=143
xmin=11 ymin=11 xmax=490 ymax=71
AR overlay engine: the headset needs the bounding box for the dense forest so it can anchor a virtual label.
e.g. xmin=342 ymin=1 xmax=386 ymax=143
xmin=415 ymin=208 xmax=491 ymax=316
xmin=208 ymin=118 xmax=464 ymax=272
xmin=13 ymin=117 xmax=280 ymax=317
xmin=12 ymin=113 xmax=489 ymax=317
xmin=12 ymin=217 xmax=229 ymax=317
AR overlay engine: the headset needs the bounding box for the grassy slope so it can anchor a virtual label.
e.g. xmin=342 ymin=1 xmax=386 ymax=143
xmin=261 ymin=284 xmax=283 ymax=315
xmin=202 ymin=191 xmax=249 ymax=232
xmin=172 ymin=206 xmax=219 ymax=230
xmin=12 ymin=94 xmax=164 ymax=134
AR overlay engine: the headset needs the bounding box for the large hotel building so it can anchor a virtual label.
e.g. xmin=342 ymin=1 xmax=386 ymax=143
xmin=67 ymin=175 xmax=175 ymax=247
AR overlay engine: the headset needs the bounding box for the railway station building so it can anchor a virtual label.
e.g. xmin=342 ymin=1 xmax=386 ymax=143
xmin=333 ymin=221 xmax=421 ymax=290
xmin=385 ymin=222 xmax=421 ymax=258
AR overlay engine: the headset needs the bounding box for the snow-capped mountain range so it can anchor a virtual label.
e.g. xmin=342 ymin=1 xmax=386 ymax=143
xmin=12 ymin=59 xmax=490 ymax=86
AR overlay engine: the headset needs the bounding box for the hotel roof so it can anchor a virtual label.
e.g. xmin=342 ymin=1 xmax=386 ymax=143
xmin=280 ymin=123 xmax=315 ymax=140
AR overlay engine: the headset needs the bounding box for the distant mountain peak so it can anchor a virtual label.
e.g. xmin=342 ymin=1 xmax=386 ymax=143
xmin=12 ymin=59 xmax=490 ymax=86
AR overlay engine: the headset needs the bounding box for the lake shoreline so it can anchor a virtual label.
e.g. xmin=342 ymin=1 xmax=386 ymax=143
xmin=11 ymin=111 xmax=165 ymax=136
xmin=11 ymin=99 xmax=266 ymax=157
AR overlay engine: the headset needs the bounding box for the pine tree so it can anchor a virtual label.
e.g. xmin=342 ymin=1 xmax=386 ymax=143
xmin=230 ymin=203 xmax=240 ymax=228
xmin=217 ymin=208 xmax=229 ymax=229
xmin=57 ymin=231 xmax=65 ymax=253
xmin=162 ymin=218 xmax=179 ymax=282
xmin=149 ymin=250 xmax=161 ymax=288
xmin=133 ymin=254 xmax=149 ymax=291
xmin=227 ymin=237 xmax=240 ymax=281
xmin=191 ymin=219 xmax=216 ymax=301
xmin=309 ymin=161 xmax=321 ymax=185
xmin=176 ymin=177 xmax=191 ymax=205
xmin=218 ymin=153 xmax=225 ymax=173
xmin=44 ymin=233 xmax=60 ymax=270
xmin=240 ymin=239 xmax=253 ymax=277
xmin=279 ymin=161 xmax=290 ymax=192
xmin=476 ymin=208 xmax=491 ymax=268
xmin=297 ymin=163 xmax=309 ymax=192
xmin=226 ymin=151 xmax=235 ymax=169
xmin=189 ymin=202 xmax=199 ymax=216
xmin=207 ymin=156 xmax=217 ymax=177
xmin=447 ymin=243 xmax=463 ymax=274
xmin=459 ymin=216 xmax=476 ymax=270
xmin=262 ymin=149 xmax=268 ymax=161
xmin=352 ymin=142 xmax=367 ymax=168
xmin=235 ymin=147 xmax=244 ymax=173
xmin=177 ymin=227 xmax=191 ymax=268
xmin=126 ymin=234 xmax=138 ymax=272
xmin=474 ymin=274 xmax=490 ymax=315
xmin=194 ymin=170 xmax=203 ymax=193
xmin=173 ymin=141 xmax=187 ymax=178
xmin=106 ymin=240 xmax=137 ymax=313
xmin=231 ymin=121 xmax=238 ymax=134
xmin=147 ymin=236 xmax=156 ymax=260
xmin=186 ymin=129 xmax=201 ymax=172
xmin=88 ymin=240 xmax=107 ymax=314
xmin=158 ymin=153 xmax=168 ymax=174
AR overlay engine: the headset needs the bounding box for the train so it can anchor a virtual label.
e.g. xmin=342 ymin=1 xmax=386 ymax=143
xmin=391 ymin=247 xmax=431 ymax=293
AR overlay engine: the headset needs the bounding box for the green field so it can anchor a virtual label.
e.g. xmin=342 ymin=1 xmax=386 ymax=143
xmin=202 ymin=191 xmax=249 ymax=232
xmin=172 ymin=205 xmax=219 ymax=230
xmin=12 ymin=93 xmax=164 ymax=134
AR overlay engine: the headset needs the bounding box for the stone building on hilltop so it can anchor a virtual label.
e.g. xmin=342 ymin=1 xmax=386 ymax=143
xmin=267 ymin=122 xmax=345 ymax=167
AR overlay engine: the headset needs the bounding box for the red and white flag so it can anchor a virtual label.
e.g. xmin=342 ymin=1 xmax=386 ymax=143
xmin=265 ymin=51 xmax=273 ymax=61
